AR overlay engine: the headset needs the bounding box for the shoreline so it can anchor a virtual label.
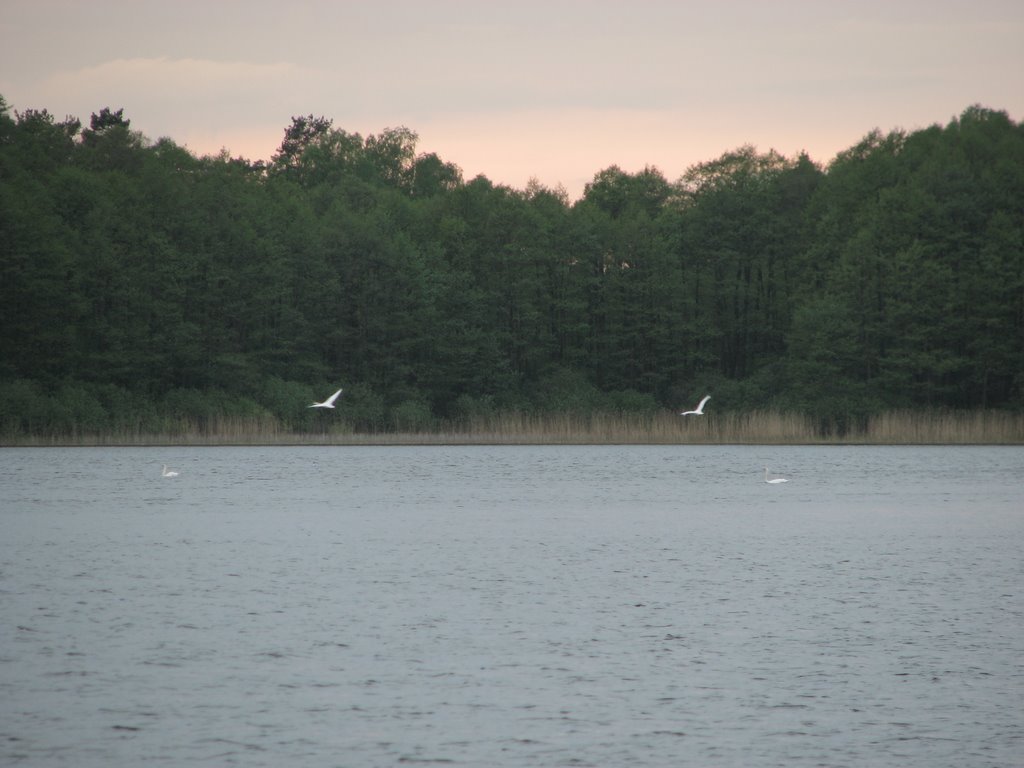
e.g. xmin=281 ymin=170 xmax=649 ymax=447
xmin=4 ymin=410 xmax=1023 ymax=448
xmin=4 ymin=435 xmax=1023 ymax=449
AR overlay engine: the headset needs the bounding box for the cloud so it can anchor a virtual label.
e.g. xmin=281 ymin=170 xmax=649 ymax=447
xmin=4 ymin=3 xmax=1020 ymax=198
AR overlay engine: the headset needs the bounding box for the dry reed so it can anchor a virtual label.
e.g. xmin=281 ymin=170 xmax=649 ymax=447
xmin=862 ymin=409 xmax=1024 ymax=445
xmin=4 ymin=409 xmax=1022 ymax=446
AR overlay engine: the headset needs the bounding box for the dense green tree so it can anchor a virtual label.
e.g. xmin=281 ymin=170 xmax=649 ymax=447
xmin=672 ymin=147 xmax=815 ymax=400
xmin=0 ymin=97 xmax=1021 ymax=437
xmin=271 ymin=114 xmax=334 ymax=175
xmin=363 ymin=126 xmax=419 ymax=189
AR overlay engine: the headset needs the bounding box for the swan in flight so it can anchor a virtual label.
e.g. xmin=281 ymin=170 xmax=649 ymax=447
xmin=680 ymin=395 xmax=711 ymax=416
xmin=764 ymin=467 xmax=788 ymax=484
xmin=161 ymin=464 xmax=179 ymax=478
xmin=309 ymin=388 xmax=343 ymax=409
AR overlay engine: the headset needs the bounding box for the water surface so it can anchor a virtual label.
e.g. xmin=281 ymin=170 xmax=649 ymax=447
xmin=2 ymin=445 xmax=1022 ymax=766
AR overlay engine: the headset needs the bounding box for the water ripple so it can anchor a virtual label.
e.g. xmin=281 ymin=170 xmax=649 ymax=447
xmin=1 ymin=444 xmax=1022 ymax=767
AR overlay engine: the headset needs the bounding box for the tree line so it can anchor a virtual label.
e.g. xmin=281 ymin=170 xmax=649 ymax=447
xmin=1 ymin=97 xmax=1022 ymax=436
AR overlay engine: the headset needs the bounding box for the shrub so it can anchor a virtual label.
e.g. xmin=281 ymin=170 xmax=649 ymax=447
xmin=391 ymin=399 xmax=434 ymax=432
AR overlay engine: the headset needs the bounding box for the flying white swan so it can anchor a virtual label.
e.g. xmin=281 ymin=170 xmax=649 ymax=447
xmin=309 ymin=388 xmax=343 ymax=409
xmin=161 ymin=464 xmax=179 ymax=478
xmin=680 ymin=394 xmax=711 ymax=416
xmin=764 ymin=467 xmax=788 ymax=484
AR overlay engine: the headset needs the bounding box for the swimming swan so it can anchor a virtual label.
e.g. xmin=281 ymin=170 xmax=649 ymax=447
xmin=764 ymin=467 xmax=788 ymax=484
xmin=680 ymin=394 xmax=711 ymax=416
xmin=309 ymin=388 xmax=343 ymax=409
xmin=162 ymin=465 xmax=179 ymax=478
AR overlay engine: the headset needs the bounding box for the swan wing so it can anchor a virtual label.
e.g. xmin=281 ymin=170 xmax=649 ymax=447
xmin=309 ymin=388 xmax=343 ymax=407
xmin=680 ymin=394 xmax=711 ymax=415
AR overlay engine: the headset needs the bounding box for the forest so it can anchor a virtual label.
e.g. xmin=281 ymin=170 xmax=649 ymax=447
xmin=1 ymin=97 xmax=1022 ymax=440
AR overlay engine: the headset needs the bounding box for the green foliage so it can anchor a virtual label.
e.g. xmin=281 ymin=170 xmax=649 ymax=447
xmin=334 ymin=384 xmax=386 ymax=432
xmin=1 ymin=98 xmax=1022 ymax=439
xmin=603 ymin=389 xmax=661 ymax=415
xmin=450 ymin=393 xmax=498 ymax=425
xmin=0 ymin=379 xmax=49 ymax=435
xmin=533 ymin=367 xmax=605 ymax=414
xmin=390 ymin=398 xmax=435 ymax=432
xmin=161 ymin=387 xmax=271 ymax=429
xmin=0 ymin=379 xmax=158 ymax=436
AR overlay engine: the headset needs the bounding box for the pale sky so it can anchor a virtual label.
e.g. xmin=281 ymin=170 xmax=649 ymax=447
xmin=2 ymin=0 xmax=1022 ymax=198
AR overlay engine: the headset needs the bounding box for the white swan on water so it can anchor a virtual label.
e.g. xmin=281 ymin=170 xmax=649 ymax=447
xmin=680 ymin=394 xmax=711 ymax=416
xmin=161 ymin=465 xmax=179 ymax=478
xmin=309 ymin=388 xmax=343 ymax=409
xmin=764 ymin=467 xmax=788 ymax=484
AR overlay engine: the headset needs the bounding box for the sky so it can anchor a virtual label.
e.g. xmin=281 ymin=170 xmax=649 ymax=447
xmin=2 ymin=0 xmax=1022 ymax=199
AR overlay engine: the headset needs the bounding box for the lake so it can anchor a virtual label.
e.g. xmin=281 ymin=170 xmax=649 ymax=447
xmin=1 ymin=444 xmax=1022 ymax=766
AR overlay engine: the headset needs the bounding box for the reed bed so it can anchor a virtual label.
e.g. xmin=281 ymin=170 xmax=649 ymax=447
xmin=863 ymin=409 xmax=1024 ymax=445
xmin=3 ymin=409 xmax=1023 ymax=446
